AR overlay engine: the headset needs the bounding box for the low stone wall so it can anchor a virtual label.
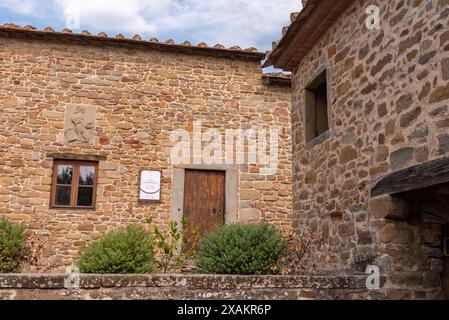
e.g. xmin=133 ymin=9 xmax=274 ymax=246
xmin=0 ymin=273 xmax=384 ymax=300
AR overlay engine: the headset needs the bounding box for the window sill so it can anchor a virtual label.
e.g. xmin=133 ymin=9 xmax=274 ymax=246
xmin=305 ymin=130 xmax=331 ymax=150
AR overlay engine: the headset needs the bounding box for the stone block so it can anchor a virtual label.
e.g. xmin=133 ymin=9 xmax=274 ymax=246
xmin=339 ymin=146 xmax=357 ymax=164
xmin=338 ymin=223 xmax=355 ymax=237
xmin=239 ymin=209 xmax=260 ymax=222
xmin=380 ymin=224 xmax=414 ymax=244
xmin=390 ymin=147 xmax=414 ymax=170
xmin=239 ymin=189 xmax=262 ymax=200
xmin=369 ymin=195 xmax=409 ymax=220
xmin=422 ymin=223 xmax=442 ymax=246
xmin=429 ymin=83 xmax=449 ymax=103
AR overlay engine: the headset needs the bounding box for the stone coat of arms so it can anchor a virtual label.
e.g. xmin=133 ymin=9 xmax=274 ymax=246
xmin=63 ymin=105 xmax=96 ymax=145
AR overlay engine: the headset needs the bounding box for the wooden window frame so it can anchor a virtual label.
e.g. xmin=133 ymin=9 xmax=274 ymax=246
xmin=304 ymin=68 xmax=330 ymax=144
xmin=50 ymin=160 xmax=99 ymax=210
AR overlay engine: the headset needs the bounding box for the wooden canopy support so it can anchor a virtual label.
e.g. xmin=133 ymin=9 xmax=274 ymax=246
xmin=405 ymin=184 xmax=449 ymax=223
xmin=371 ymin=156 xmax=449 ymax=197
xmin=421 ymin=204 xmax=449 ymax=223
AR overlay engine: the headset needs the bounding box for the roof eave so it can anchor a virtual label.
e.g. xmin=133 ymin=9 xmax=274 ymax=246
xmin=262 ymin=73 xmax=292 ymax=87
xmin=0 ymin=26 xmax=266 ymax=62
xmin=264 ymin=0 xmax=354 ymax=70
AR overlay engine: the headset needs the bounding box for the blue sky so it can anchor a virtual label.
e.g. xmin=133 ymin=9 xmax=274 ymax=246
xmin=0 ymin=0 xmax=302 ymax=52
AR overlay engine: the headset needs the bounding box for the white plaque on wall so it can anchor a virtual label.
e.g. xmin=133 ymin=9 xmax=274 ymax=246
xmin=139 ymin=170 xmax=162 ymax=202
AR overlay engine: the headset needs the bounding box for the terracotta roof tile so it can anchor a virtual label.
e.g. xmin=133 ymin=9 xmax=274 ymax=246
xmin=264 ymin=0 xmax=353 ymax=69
xmin=263 ymin=72 xmax=291 ymax=79
xmin=245 ymin=47 xmax=258 ymax=52
xmin=3 ymin=23 xmax=19 ymax=29
xmin=262 ymin=72 xmax=292 ymax=87
xmin=23 ymin=25 xmax=37 ymax=31
xmin=263 ymin=0 xmax=315 ymax=67
xmin=0 ymin=23 xmax=266 ymax=61
xmin=290 ymin=12 xmax=300 ymax=22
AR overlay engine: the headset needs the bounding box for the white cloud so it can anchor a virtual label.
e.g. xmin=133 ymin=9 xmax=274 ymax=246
xmin=146 ymin=0 xmax=301 ymax=47
xmin=54 ymin=0 xmax=301 ymax=49
xmin=0 ymin=0 xmax=39 ymax=15
xmin=54 ymin=0 xmax=158 ymax=33
xmin=1 ymin=0 xmax=302 ymax=50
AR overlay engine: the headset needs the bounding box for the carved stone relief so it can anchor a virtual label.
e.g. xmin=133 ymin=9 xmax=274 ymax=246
xmin=63 ymin=105 xmax=96 ymax=145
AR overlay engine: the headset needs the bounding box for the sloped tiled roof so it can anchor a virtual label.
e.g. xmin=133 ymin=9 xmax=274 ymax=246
xmin=264 ymin=0 xmax=354 ymax=70
xmin=262 ymin=72 xmax=291 ymax=87
xmin=0 ymin=23 xmax=266 ymax=61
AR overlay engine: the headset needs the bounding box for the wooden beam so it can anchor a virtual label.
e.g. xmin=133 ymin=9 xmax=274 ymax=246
xmin=421 ymin=204 xmax=449 ymax=223
xmin=371 ymin=156 xmax=449 ymax=197
xmin=423 ymin=212 xmax=448 ymax=225
xmin=406 ymin=185 xmax=449 ymax=221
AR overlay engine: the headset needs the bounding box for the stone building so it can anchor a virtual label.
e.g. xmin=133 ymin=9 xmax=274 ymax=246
xmin=265 ymin=0 xmax=449 ymax=299
xmin=0 ymin=24 xmax=292 ymax=270
xmin=2 ymin=0 xmax=449 ymax=301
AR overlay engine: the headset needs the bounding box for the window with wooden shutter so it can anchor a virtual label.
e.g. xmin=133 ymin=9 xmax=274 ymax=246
xmin=305 ymin=69 xmax=330 ymax=143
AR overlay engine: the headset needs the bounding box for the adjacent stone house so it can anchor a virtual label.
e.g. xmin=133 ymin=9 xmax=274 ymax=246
xmin=0 ymin=24 xmax=292 ymax=270
xmin=2 ymin=0 xmax=449 ymax=300
xmin=265 ymin=0 xmax=449 ymax=299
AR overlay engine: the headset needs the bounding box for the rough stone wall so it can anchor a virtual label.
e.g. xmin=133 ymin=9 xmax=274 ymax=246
xmin=0 ymin=35 xmax=292 ymax=271
xmin=0 ymin=273 xmax=382 ymax=300
xmin=291 ymin=0 xmax=449 ymax=299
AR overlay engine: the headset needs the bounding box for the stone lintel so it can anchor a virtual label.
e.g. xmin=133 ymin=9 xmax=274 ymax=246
xmin=47 ymin=153 xmax=107 ymax=162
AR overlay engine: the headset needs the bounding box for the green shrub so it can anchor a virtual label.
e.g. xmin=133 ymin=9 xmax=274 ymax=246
xmin=77 ymin=226 xmax=155 ymax=273
xmin=146 ymin=216 xmax=199 ymax=273
xmin=196 ymin=222 xmax=287 ymax=275
xmin=0 ymin=219 xmax=28 ymax=273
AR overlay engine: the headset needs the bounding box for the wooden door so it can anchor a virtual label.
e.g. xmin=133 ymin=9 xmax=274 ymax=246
xmin=183 ymin=170 xmax=225 ymax=247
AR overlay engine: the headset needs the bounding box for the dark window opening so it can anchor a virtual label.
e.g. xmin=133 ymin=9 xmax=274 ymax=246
xmin=305 ymin=70 xmax=329 ymax=143
xmin=51 ymin=160 xmax=98 ymax=209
